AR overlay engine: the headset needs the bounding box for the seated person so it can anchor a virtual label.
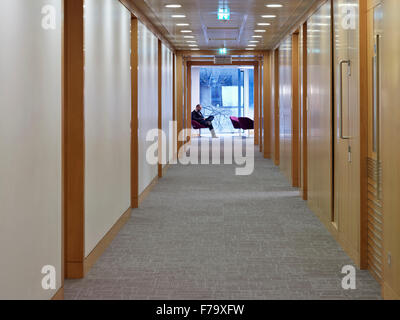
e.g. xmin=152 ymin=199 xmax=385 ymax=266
xmin=191 ymin=104 xmax=218 ymax=138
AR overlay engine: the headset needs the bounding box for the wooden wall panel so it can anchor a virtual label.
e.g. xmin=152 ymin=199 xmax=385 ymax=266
xmin=307 ymin=1 xmax=333 ymax=228
xmin=186 ymin=63 xmax=192 ymax=142
xmin=381 ymin=0 xmax=400 ymax=300
xmin=299 ymin=23 xmax=308 ymax=200
xmin=273 ymin=49 xmax=280 ymax=166
xmin=254 ymin=65 xmax=260 ymax=146
xmin=346 ymin=0 xmax=362 ymax=265
xmin=260 ymin=62 xmax=263 ymax=153
xmin=279 ymin=37 xmax=292 ymax=182
xmin=292 ymin=32 xmax=300 ymax=188
xmin=263 ymin=52 xmax=272 ymax=159
xmin=332 ymin=0 xmax=362 ymax=266
xmin=365 ymin=0 xmax=384 ymax=286
xmin=270 ymin=52 xmax=276 ymax=161
xmin=176 ymin=54 xmax=183 ymax=151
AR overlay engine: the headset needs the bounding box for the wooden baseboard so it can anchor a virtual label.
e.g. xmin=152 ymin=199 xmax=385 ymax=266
xmin=138 ymin=176 xmax=159 ymax=206
xmin=52 ymin=287 xmax=64 ymax=300
xmin=383 ymin=282 xmax=400 ymax=300
xmin=83 ymin=207 xmax=132 ymax=275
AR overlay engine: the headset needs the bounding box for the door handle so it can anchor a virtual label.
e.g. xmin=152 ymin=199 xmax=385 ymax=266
xmin=339 ymin=60 xmax=351 ymax=140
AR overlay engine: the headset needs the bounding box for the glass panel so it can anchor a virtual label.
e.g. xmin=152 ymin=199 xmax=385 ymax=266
xmin=198 ymin=67 xmax=254 ymax=133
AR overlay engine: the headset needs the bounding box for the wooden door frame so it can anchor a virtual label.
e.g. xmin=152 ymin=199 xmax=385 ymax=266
xmin=131 ymin=17 xmax=139 ymax=208
xmin=359 ymin=0 xmax=373 ymax=271
xmin=259 ymin=62 xmax=263 ymax=152
xmin=261 ymin=62 xmax=264 ymax=153
xmin=63 ymin=0 xmax=85 ymax=279
xmin=254 ymin=64 xmax=260 ymax=145
xmin=274 ymin=49 xmax=280 ymax=166
xmin=300 ymin=22 xmax=308 ymax=200
xmin=291 ymin=31 xmax=300 ymax=188
xmin=263 ymin=51 xmax=272 ymax=159
xmin=176 ymin=54 xmax=184 ymax=152
xmin=186 ymin=62 xmax=192 ymax=142
xmin=158 ymin=39 xmax=163 ymax=178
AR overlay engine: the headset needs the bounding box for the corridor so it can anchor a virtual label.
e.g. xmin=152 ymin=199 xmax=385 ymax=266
xmin=4 ymin=0 xmax=400 ymax=302
xmin=65 ymin=139 xmax=380 ymax=300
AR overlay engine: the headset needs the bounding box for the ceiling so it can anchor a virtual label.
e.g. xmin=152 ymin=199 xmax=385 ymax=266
xmin=127 ymin=0 xmax=320 ymax=51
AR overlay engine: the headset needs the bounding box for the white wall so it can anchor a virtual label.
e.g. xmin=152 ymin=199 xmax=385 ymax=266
xmin=162 ymin=44 xmax=174 ymax=165
xmin=0 ymin=0 xmax=62 ymax=299
xmin=84 ymin=0 xmax=131 ymax=256
xmin=191 ymin=67 xmax=200 ymax=109
xmin=138 ymin=22 xmax=159 ymax=194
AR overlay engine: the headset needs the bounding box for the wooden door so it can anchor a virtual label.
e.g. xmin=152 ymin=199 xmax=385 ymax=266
xmin=333 ymin=0 xmax=362 ymax=264
xmin=307 ymin=1 xmax=333 ymax=226
xmin=279 ymin=37 xmax=293 ymax=183
xmin=299 ymin=23 xmax=308 ymax=200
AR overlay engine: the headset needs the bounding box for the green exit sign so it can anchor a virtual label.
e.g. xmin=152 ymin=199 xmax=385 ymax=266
xmin=218 ymin=8 xmax=230 ymax=21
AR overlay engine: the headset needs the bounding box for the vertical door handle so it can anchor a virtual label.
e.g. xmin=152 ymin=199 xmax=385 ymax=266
xmin=339 ymin=60 xmax=351 ymax=140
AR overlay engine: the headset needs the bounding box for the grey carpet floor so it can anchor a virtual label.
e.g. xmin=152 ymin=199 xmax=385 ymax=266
xmin=65 ymin=138 xmax=381 ymax=300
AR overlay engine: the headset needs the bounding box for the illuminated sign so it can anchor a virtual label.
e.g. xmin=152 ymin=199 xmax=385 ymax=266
xmin=218 ymin=8 xmax=230 ymax=20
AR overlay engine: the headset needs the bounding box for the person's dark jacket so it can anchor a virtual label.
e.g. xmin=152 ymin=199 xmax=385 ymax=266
xmin=192 ymin=110 xmax=205 ymax=122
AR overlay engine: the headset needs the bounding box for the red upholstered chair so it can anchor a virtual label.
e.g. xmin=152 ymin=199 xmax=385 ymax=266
xmin=230 ymin=116 xmax=242 ymax=136
xmin=192 ymin=120 xmax=207 ymax=137
xmin=238 ymin=117 xmax=254 ymax=130
xmin=238 ymin=117 xmax=254 ymax=137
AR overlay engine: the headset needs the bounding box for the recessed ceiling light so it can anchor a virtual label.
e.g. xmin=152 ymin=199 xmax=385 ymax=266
xmin=186 ymin=40 xmax=197 ymax=43
xmin=181 ymin=30 xmax=192 ymax=33
xmin=261 ymin=15 xmax=276 ymax=18
xmin=252 ymin=35 xmax=262 ymax=38
xmin=191 ymin=48 xmax=200 ymax=51
xmin=172 ymin=14 xmax=186 ymax=18
xmin=254 ymin=30 xmax=266 ymax=33
xmin=246 ymin=48 xmax=255 ymax=50
xmin=176 ymin=23 xmax=189 ymax=26
xmin=257 ymin=23 xmax=271 ymax=26
xmin=189 ymin=44 xmax=198 ymax=47
xmin=266 ymin=4 xmax=283 ymax=8
xmin=165 ymin=4 xmax=182 ymax=8
xmin=249 ymin=40 xmax=259 ymax=43
xmin=248 ymin=44 xmax=257 ymax=47
xmin=184 ymin=35 xmax=194 ymax=38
